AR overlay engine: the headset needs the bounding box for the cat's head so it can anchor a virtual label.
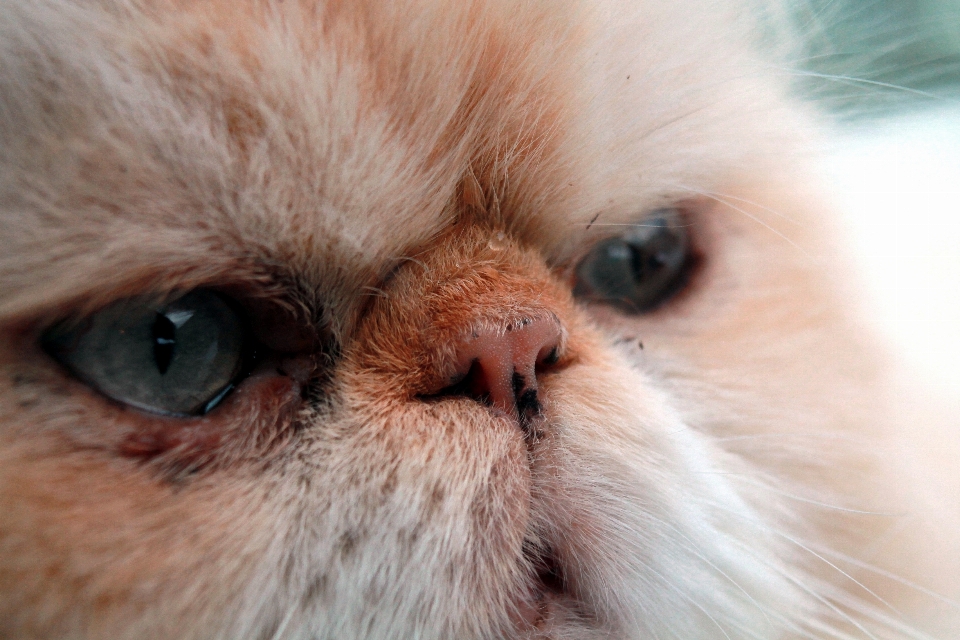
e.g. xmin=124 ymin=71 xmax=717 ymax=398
xmin=0 ymin=0 xmax=911 ymax=638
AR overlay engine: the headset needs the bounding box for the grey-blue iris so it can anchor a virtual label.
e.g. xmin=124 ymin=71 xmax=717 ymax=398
xmin=44 ymin=290 xmax=246 ymax=415
xmin=574 ymin=209 xmax=689 ymax=312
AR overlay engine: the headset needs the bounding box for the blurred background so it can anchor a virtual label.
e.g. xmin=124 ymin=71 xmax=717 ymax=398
xmin=792 ymin=0 xmax=960 ymax=399
xmin=795 ymin=0 xmax=960 ymax=116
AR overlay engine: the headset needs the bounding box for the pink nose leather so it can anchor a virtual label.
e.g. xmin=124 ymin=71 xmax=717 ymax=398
xmin=449 ymin=316 xmax=563 ymax=420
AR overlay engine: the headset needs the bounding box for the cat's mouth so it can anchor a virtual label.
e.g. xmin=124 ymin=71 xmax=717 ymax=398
xmin=528 ymin=539 xmax=566 ymax=599
xmin=514 ymin=539 xmax=564 ymax=630
xmin=516 ymin=537 xmax=595 ymax=633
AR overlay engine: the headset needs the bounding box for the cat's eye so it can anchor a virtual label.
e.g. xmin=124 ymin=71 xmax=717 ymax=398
xmin=574 ymin=208 xmax=690 ymax=312
xmin=43 ymin=290 xmax=251 ymax=416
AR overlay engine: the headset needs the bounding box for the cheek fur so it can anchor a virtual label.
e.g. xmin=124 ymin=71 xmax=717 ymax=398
xmin=0 ymin=422 xmax=284 ymax=638
xmin=2 ymin=0 xmax=957 ymax=638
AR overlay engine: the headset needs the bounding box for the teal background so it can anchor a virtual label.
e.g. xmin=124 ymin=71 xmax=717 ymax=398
xmin=792 ymin=0 xmax=960 ymax=117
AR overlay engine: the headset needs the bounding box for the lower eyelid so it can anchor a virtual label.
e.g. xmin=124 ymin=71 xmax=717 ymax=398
xmin=116 ymin=369 xmax=305 ymax=465
xmin=12 ymin=354 xmax=306 ymax=471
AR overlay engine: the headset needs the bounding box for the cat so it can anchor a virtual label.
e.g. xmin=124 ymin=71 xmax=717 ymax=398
xmin=1 ymin=0 xmax=958 ymax=638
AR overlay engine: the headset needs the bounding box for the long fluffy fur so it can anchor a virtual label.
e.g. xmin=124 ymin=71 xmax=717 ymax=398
xmin=1 ymin=0 xmax=958 ymax=638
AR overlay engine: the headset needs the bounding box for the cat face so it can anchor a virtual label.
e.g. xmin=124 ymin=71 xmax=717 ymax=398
xmin=1 ymin=0 xmax=948 ymax=639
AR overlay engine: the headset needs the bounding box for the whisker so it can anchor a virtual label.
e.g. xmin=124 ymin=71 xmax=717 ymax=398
xmin=725 ymin=475 xmax=904 ymax=517
xmin=579 ymin=222 xmax=695 ymax=228
xmin=780 ymin=69 xmax=958 ymax=102
xmin=639 ymin=562 xmax=735 ymax=640
xmin=712 ymin=432 xmax=875 ymax=445
xmin=773 ymin=530 xmax=905 ymax=620
xmin=709 ymin=502 xmax=935 ymax=639
xmin=638 ymin=105 xmax=711 ymax=141
xmin=639 ymin=511 xmax=781 ymax=632
xmin=392 ymin=256 xmax=428 ymax=272
xmin=804 ymin=541 xmax=960 ymax=614
xmin=778 ymin=566 xmax=883 ymax=640
xmin=683 ymin=189 xmax=805 ymax=227
xmin=671 ymin=185 xmax=814 ymax=259
xmin=267 ymin=604 xmax=297 ymax=640
xmin=359 ymin=286 xmax=389 ymax=299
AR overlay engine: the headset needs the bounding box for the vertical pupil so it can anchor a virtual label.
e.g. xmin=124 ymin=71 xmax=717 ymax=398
xmin=152 ymin=313 xmax=176 ymax=375
xmin=630 ymin=245 xmax=649 ymax=280
xmin=630 ymin=230 xmax=664 ymax=281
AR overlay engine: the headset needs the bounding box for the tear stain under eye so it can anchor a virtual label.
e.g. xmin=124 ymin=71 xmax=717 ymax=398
xmin=274 ymin=354 xmax=317 ymax=384
xmin=117 ymin=370 xmax=305 ymax=471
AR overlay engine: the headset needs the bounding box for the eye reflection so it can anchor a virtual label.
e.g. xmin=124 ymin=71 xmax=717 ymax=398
xmin=44 ymin=290 xmax=251 ymax=416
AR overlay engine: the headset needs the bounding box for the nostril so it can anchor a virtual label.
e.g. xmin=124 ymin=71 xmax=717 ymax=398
xmin=435 ymin=358 xmax=493 ymax=408
xmin=433 ymin=315 xmax=564 ymax=428
xmin=538 ymin=345 xmax=560 ymax=368
xmin=445 ymin=358 xmax=493 ymax=407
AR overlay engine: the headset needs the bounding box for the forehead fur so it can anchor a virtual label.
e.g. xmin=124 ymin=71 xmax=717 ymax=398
xmin=0 ymin=0 xmax=803 ymax=331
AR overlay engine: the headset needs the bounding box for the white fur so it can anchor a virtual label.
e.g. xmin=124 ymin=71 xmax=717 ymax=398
xmin=1 ymin=1 xmax=957 ymax=639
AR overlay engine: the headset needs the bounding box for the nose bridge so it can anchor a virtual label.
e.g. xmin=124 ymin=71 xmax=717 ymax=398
xmin=348 ymin=226 xmax=574 ymax=428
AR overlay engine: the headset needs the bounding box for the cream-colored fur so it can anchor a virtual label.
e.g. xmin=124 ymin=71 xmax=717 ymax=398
xmin=1 ymin=0 xmax=957 ymax=638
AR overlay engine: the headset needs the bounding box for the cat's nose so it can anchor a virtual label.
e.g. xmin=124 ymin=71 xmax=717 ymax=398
xmin=439 ymin=315 xmax=564 ymax=424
